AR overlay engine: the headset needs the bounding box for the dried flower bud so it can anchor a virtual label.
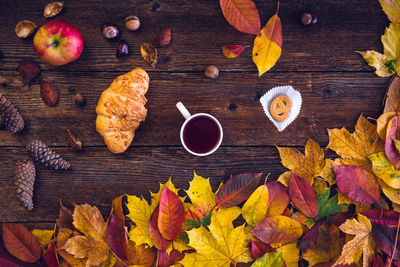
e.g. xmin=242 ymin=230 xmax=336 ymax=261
xmin=65 ymin=129 xmax=82 ymax=151
xmin=125 ymin=16 xmax=140 ymax=31
xmin=15 ymin=20 xmax=37 ymax=38
xmin=44 ymin=2 xmax=64 ymax=17
xmin=72 ymin=93 xmax=85 ymax=106
xmin=18 ymin=58 xmax=41 ymax=84
xmin=205 ymin=65 xmax=219 ymax=79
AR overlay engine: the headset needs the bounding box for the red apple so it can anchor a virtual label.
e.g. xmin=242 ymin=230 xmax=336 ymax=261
xmin=33 ymin=20 xmax=83 ymax=66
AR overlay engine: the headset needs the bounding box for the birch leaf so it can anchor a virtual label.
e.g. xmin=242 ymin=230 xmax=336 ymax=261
xmin=242 ymin=184 xmax=269 ymax=226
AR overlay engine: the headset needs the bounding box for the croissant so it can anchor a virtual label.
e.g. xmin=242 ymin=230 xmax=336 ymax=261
xmin=96 ymin=68 xmax=149 ymax=153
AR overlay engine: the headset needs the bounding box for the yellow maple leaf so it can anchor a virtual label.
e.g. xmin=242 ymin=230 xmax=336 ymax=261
xmin=357 ymin=22 xmax=400 ymax=77
xmin=185 ymin=172 xmax=216 ymax=208
xmin=241 ymin=185 xmax=269 ymax=226
xmin=379 ymin=0 xmax=400 ymax=22
xmin=252 ymin=14 xmax=282 ymax=76
xmin=150 ymin=177 xmax=184 ymax=211
xmin=327 ymin=115 xmax=384 ymax=171
xmin=126 ymin=195 xmax=154 ymax=247
xmin=282 ymin=242 xmax=299 ymax=267
xmin=277 ymin=139 xmax=325 ymax=184
xmin=303 ymin=224 xmax=344 ymax=266
xmin=277 ymin=171 xmax=291 ymax=187
xmin=180 ymin=207 xmax=252 ymax=266
xmin=333 ymin=214 xmax=375 ymax=267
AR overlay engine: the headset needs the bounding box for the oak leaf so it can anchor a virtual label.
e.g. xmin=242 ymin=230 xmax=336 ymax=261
xmin=252 ymin=13 xmax=282 ymax=76
xmin=303 ymin=223 xmax=344 ymax=266
xmin=370 ymin=152 xmax=400 ymax=189
xmin=219 ymin=0 xmax=260 ymax=35
xmin=250 ymin=251 xmax=282 ymax=267
xmin=180 ymin=207 xmax=252 ymax=266
xmin=222 ymin=45 xmax=245 ymax=58
xmin=277 ymin=139 xmax=325 ymax=185
xmin=333 ymin=214 xmax=375 ymax=267
xmin=327 ymin=115 xmax=384 ymax=171
xmin=242 ymin=184 xmax=269 ymax=226
xmin=379 ymin=0 xmax=400 ymax=22
xmin=185 ymin=172 xmax=216 ymax=208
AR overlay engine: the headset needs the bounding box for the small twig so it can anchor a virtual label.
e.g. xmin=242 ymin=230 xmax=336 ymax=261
xmin=264 ymin=173 xmax=271 ymax=185
xmin=388 ymin=214 xmax=400 ymax=267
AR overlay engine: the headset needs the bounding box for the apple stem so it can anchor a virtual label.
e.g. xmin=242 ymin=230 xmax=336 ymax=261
xmin=46 ymin=40 xmax=59 ymax=48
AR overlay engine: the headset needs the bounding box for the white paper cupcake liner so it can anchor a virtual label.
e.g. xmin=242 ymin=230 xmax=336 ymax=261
xmin=259 ymin=85 xmax=302 ymax=132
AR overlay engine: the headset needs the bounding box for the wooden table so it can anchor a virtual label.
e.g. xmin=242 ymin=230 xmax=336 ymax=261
xmin=0 ymin=0 xmax=390 ymax=224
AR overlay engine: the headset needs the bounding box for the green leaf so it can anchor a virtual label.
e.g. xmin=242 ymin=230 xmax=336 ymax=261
xmin=313 ymin=179 xmax=348 ymax=221
xmin=251 ymin=251 xmax=283 ymax=267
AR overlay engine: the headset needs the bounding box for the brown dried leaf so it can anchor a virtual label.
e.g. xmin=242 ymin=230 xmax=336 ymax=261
xmin=140 ymin=42 xmax=158 ymax=68
xmin=65 ymin=129 xmax=83 ymax=151
xmin=56 ymin=201 xmax=74 ymax=230
xmin=384 ymin=75 xmax=400 ymax=113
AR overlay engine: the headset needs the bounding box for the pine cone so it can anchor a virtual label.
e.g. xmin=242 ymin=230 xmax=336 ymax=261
xmin=27 ymin=140 xmax=71 ymax=170
xmin=14 ymin=160 xmax=36 ymax=210
xmin=0 ymin=93 xmax=24 ymax=133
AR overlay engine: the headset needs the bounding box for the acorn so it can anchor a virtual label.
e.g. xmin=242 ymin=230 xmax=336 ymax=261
xmin=125 ymin=16 xmax=140 ymax=31
xmin=72 ymin=93 xmax=85 ymax=106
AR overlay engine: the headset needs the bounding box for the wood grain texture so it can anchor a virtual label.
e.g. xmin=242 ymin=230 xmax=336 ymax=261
xmin=0 ymin=146 xmax=288 ymax=222
xmin=0 ymin=0 xmax=387 ymax=72
xmin=0 ymin=71 xmax=389 ymax=147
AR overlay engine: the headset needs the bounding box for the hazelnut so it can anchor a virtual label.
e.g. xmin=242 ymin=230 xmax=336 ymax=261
xmin=101 ymin=23 xmax=121 ymax=39
xmin=73 ymin=93 xmax=85 ymax=106
xmin=125 ymin=16 xmax=140 ymax=31
xmin=15 ymin=20 xmax=37 ymax=38
xmin=205 ymin=65 xmax=219 ymax=79
xmin=301 ymin=12 xmax=317 ymax=26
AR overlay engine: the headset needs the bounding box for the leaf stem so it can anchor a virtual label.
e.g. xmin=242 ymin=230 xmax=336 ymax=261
xmin=264 ymin=173 xmax=271 ymax=185
xmin=389 ymin=214 xmax=400 ymax=267
xmin=276 ymin=0 xmax=280 ymax=14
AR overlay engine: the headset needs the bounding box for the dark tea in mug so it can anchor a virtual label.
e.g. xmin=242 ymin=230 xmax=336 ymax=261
xmin=182 ymin=115 xmax=221 ymax=154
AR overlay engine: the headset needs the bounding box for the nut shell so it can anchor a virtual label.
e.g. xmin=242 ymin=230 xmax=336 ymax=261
xmin=44 ymin=2 xmax=64 ymax=18
xmin=15 ymin=20 xmax=37 ymax=38
xmin=101 ymin=23 xmax=121 ymax=39
xmin=205 ymin=65 xmax=219 ymax=79
xmin=40 ymin=81 xmax=59 ymax=107
xmin=125 ymin=15 xmax=140 ymax=31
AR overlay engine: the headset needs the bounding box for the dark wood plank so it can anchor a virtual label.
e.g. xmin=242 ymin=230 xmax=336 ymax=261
xmin=0 ymin=146 xmax=291 ymax=222
xmin=0 ymin=0 xmax=387 ymax=72
xmin=0 ymin=71 xmax=389 ymax=147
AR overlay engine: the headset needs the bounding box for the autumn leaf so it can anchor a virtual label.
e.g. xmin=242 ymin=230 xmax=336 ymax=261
xmin=251 ymin=215 xmax=303 ymax=245
xmin=292 ymin=212 xmax=315 ymax=228
xmin=215 ymin=173 xmax=262 ymax=208
xmin=333 ymin=214 xmax=375 ymax=267
xmin=148 ymin=206 xmax=171 ymax=250
xmin=313 ymin=179 xmax=348 ymax=221
xmin=277 ymin=139 xmax=325 ymax=185
xmin=158 ymin=249 xmax=184 ymax=267
xmin=282 ymin=242 xmax=299 ymax=267
xmin=288 ymin=172 xmax=318 ymax=218
xmin=242 ymin=184 xmax=269 ymax=226
xmin=252 ymin=13 xmax=282 ymax=76
xmin=379 ymin=0 xmax=400 ymax=22
xmin=363 ymin=208 xmax=399 ymax=228
xmin=57 ymin=201 xmax=74 ymax=230
xmin=370 ymin=152 xmax=400 ymax=189
xmin=319 ymin=159 xmax=336 ymax=185
xmin=384 ymin=75 xmax=400 ymax=113
xmin=57 ymin=228 xmax=86 ymax=267
xmin=251 ymin=240 xmax=275 ymax=260
xmin=327 ymin=115 xmax=384 ymax=171
xmin=377 ymin=111 xmax=396 ymax=140
xmin=372 ymin=223 xmax=400 ymax=261
xmin=126 ymin=195 xmax=154 ymax=247
xmin=2 ymin=223 xmax=41 ymax=263
xmin=222 ymin=45 xmax=245 ymax=58
xmin=303 ymin=223 xmax=344 ymax=266
xmin=126 ymin=241 xmax=156 ymax=267
xmin=219 ymin=0 xmax=260 ymax=35
xmin=266 ymin=181 xmax=290 ymax=217
xmin=31 ymin=229 xmax=54 ymax=254
xmin=251 ymin=251 xmax=282 ymax=267
xmin=107 ymin=209 xmax=128 ymax=262
xmin=140 ymin=42 xmax=157 ymax=68
xmin=180 ymin=207 xmax=252 ymax=266
xmin=277 ymin=171 xmax=291 ymax=186
xmin=158 ymin=187 xmax=184 ymax=240
xmin=185 ymin=172 xmax=216 ymax=208
xmin=377 ymin=177 xmax=400 ymax=205
xmin=386 ymin=115 xmax=400 ymax=169
xmin=150 ymin=177 xmax=184 ymax=211
xmin=333 ymin=165 xmax=380 ymax=204
xmin=43 ymin=242 xmax=59 ymax=267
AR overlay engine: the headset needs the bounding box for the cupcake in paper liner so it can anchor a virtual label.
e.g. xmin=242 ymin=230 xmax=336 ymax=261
xmin=259 ymin=85 xmax=302 ymax=132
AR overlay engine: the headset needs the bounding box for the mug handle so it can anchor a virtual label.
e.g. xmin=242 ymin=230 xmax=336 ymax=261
xmin=176 ymin=102 xmax=191 ymax=120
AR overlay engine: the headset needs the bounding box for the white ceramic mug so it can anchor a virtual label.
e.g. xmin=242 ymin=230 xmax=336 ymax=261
xmin=176 ymin=102 xmax=223 ymax=156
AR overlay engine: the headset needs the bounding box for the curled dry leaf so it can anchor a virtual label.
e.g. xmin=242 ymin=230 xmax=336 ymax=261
xmin=65 ymin=129 xmax=83 ymax=151
xmin=221 ymin=45 xmax=244 ymax=58
xmin=140 ymin=42 xmax=158 ymax=68
xmin=44 ymin=2 xmax=64 ymax=18
xmin=15 ymin=20 xmax=37 ymax=38
xmin=2 ymin=223 xmax=41 ymax=263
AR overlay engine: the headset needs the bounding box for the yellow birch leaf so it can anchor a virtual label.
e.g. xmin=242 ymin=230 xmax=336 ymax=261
xmin=242 ymin=185 xmax=269 ymax=226
xmin=377 ymin=112 xmax=396 ymax=140
xmin=185 ymin=172 xmax=216 ymax=208
xmin=333 ymin=214 xmax=375 ymax=267
xmin=252 ymin=14 xmax=282 ymax=76
xmin=379 ymin=0 xmax=400 ymax=22
xmin=72 ymin=204 xmax=107 ymax=241
xmin=370 ymin=152 xmax=400 ymax=189
xmin=277 ymin=139 xmax=325 ymax=184
xmin=180 ymin=207 xmax=252 ymax=266
xmin=57 ymin=228 xmax=86 ymax=267
xmin=282 ymin=242 xmax=299 ymax=267
xmin=32 ymin=229 xmax=54 ymax=254
xmin=357 ymin=51 xmax=394 ymax=77
xmin=126 ymin=195 xmax=153 ymax=247
xmin=61 ymin=236 xmax=109 ymax=267
xmin=277 ymin=171 xmax=291 ymax=187
xmin=327 ymin=115 xmax=384 ymax=171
